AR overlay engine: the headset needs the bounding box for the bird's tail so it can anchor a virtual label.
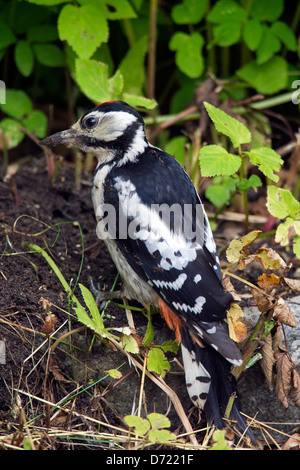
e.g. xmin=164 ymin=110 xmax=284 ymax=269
xmin=181 ymin=328 xmax=252 ymax=437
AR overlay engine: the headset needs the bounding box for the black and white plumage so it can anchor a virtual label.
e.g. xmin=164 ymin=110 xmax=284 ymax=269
xmin=41 ymin=101 xmax=249 ymax=434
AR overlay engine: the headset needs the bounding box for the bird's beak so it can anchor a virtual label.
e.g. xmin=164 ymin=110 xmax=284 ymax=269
xmin=40 ymin=128 xmax=78 ymax=148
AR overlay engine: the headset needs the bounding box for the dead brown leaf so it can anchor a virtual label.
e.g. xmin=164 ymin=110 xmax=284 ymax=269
xmin=239 ymin=247 xmax=288 ymax=271
xmin=223 ymin=275 xmax=242 ymax=301
xmin=227 ymin=303 xmax=248 ymax=343
xmin=226 ymin=230 xmax=261 ymax=264
xmin=260 ymin=333 xmax=275 ymax=389
xmin=41 ymin=314 xmax=58 ymax=335
xmin=273 ymin=298 xmax=298 ymax=328
xmin=48 ymin=357 xmax=71 ymax=383
xmin=281 ymin=433 xmax=300 ymax=450
xmin=275 ymin=348 xmax=296 ymax=409
xmin=251 ymin=289 xmax=274 ymax=313
xmin=282 ymin=277 xmax=300 ymax=292
xmin=257 ymin=273 xmax=281 ymax=293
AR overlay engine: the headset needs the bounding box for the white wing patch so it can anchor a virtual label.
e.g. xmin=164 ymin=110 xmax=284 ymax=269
xmin=172 ymin=296 xmax=206 ymax=314
xmin=114 ymin=177 xmax=199 ymax=271
xmin=153 ymin=273 xmax=187 ymax=290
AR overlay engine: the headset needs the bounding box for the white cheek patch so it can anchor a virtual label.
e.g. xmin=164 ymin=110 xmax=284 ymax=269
xmin=95 ymin=111 xmax=136 ymax=141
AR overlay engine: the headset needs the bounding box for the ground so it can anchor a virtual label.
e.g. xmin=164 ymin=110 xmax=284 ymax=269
xmin=0 ymin=155 xmax=299 ymax=450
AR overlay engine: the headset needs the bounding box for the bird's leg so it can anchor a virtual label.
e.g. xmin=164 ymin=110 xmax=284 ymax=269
xmin=89 ymin=276 xmax=123 ymax=308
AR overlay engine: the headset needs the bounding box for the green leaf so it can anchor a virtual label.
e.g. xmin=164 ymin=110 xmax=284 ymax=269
xmin=25 ymin=0 xmax=71 ymax=4
xmin=0 ymin=118 xmax=24 ymax=149
xmin=210 ymin=430 xmax=231 ymax=450
xmin=204 ymin=102 xmax=251 ymax=148
xmin=14 ymin=41 xmax=34 ymax=77
xmin=143 ymin=310 xmax=155 ymax=346
xmin=122 ymin=93 xmax=157 ymax=110
xmin=118 ymin=36 xmax=148 ymax=95
xmin=78 ymin=283 xmax=104 ymax=330
xmin=242 ymin=19 xmax=263 ymax=51
xmin=266 ymin=186 xmax=300 ymax=220
xmin=120 ymin=331 xmax=139 ymax=354
xmin=205 ymin=175 xmax=237 ymax=207
xmin=250 ymin=0 xmax=284 ymax=22
xmin=293 ymin=236 xmax=300 ymax=258
xmin=199 ymin=145 xmax=242 ymax=177
xmin=33 ymin=44 xmax=65 ymax=67
xmin=212 ymin=21 xmax=242 ymax=47
xmin=58 ymin=4 xmax=108 ymax=59
xmin=161 ymin=339 xmax=179 ymax=354
xmin=246 ymin=147 xmax=283 ymax=182
xmin=0 ymin=20 xmax=16 ymax=49
xmin=207 ymin=0 xmax=247 ymax=23
xmin=22 ymin=110 xmax=48 ymax=138
xmin=237 ymin=56 xmax=287 ymax=94
xmin=172 ymin=0 xmax=208 ymax=24
xmin=75 ymin=59 xmax=112 ymax=103
xmin=169 ymin=32 xmax=204 ymax=79
xmin=275 ymin=217 xmax=295 ymax=245
xmin=1 ymin=90 xmax=32 ymax=119
xmin=271 ymin=21 xmax=297 ymax=51
xmin=256 ymin=25 xmax=281 ymax=65
xmin=237 ymin=174 xmax=262 ymax=192
xmin=124 ymin=415 xmax=150 ymax=435
xmin=147 ymin=347 xmax=170 ymax=377
xmin=102 ymin=0 xmax=137 ymax=20
xmin=165 ymin=135 xmax=188 ymax=166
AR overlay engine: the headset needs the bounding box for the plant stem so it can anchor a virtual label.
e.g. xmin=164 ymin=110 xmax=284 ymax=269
xmin=147 ymin=0 xmax=158 ymax=100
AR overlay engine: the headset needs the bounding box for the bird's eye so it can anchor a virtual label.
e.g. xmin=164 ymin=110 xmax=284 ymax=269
xmin=83 ymin=116 xmax=98 ymax=129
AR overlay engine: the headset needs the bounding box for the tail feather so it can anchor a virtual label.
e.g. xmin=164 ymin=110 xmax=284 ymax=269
xmin=181 ymin=329 xmax=253 ymax=438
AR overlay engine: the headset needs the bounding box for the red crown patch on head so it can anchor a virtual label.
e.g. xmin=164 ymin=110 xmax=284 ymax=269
xmin=96 ymin=101 xmax=119 ymax=108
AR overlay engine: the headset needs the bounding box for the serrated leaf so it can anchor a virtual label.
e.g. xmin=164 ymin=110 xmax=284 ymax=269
xmin=147 ymin=347 xmax=170 ymax=377
xmin=247 ymin=147 xmax=283 ymax=182
xmin=199 ymin=145 xmax=242 ymax=176
xmin=237 ymin=174 xmax=262 ymax=192
xmin=124 ymin=415 xmax=150 ymax=435
xmin=161 ymin=339 xmax=179 ymax=354
xmin=204 ymin=102 xmax=251 ymax=148
xmin=267 ymin=186 xmax=300 ymax=219
xmin=58 ymin=4 xmax=108 ymax=59
xmin=172 ymin=0 xmax=208 ymax=24
xmin=104 ymin=0 xmax=137 ymax=20
xmin=122 ymin=93 xmax=157 ymax=110
xmin=169 ymin=32 xmax=204 ymax=79
xmin=75 ymin=59 xmax=111 ymax=103
xmin=0 ymin=118 xmax=24 ymax=149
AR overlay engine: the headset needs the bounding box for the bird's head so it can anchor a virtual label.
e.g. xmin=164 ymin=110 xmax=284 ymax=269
xmin=40 ymin=101 xmax=148 ymax=164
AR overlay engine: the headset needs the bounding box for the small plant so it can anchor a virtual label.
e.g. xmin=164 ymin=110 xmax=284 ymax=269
xmin=199 ymin=102 xmax=283 ymax=229
xmin=124 ymin=412 xmax=177 ymax=446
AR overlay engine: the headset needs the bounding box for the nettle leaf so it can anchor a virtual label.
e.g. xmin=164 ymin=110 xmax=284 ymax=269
xmin=246 ymin=147 xmax=283 ymax=182
xmin=237 ymin=56 xmax=287 ymax=95
xmin=171 ymin=0 xmax=208 ymax=24
xmin=147 ymin=347 xmax=170 ymax=377
xmin=204 ymin=102 xmax=251 ymax=148
xmin=169 ymin=32 xmax=204 ymax=79
xmin=58 ymin=4 xmax=108 ymax=59
xmin=267 ymin=186 xmax=300 ymax=220
xmin=75 ymin=59 xmax=117 ymax=103
xmin=199 ymin=145 xmax=242 ymax=176
xmin=242 ymin=19 xmax=263 ymax=51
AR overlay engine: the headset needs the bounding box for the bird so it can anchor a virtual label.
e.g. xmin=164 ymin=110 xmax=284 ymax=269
xmin=40 ymin=100 xmax=250 ymax=436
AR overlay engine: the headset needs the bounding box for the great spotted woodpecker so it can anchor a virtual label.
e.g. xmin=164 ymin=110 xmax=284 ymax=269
xmin=41 ymin=101 xmax=249 ymax=435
